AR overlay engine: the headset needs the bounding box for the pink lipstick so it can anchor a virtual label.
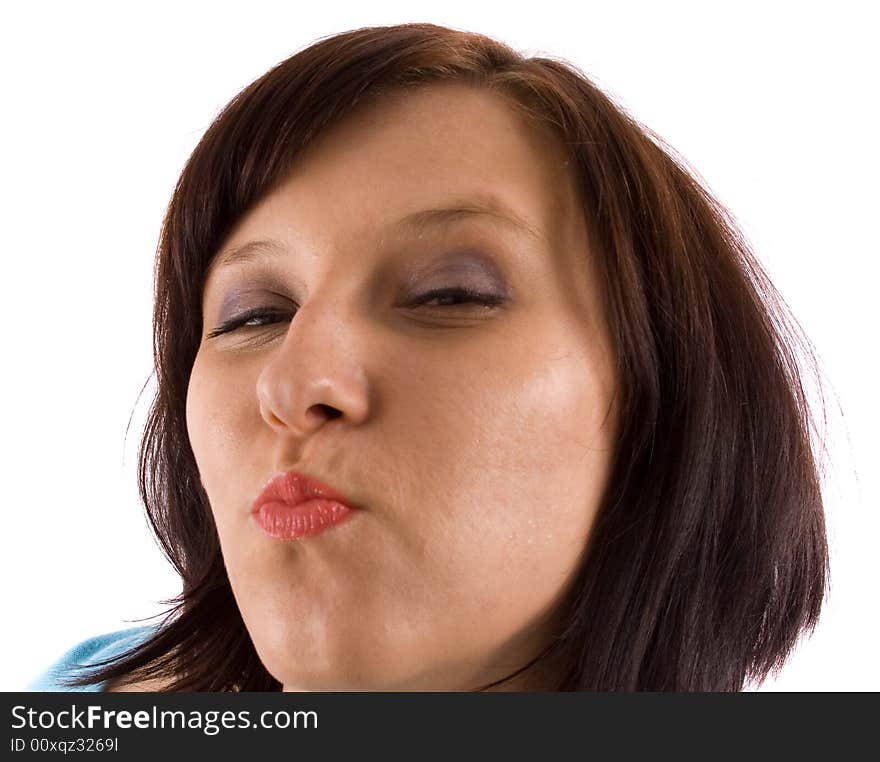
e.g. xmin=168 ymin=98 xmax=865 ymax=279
xmin=251 ymin=470 xmax=359 ymax=540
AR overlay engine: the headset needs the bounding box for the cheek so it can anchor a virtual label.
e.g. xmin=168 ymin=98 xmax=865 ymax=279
xmin=397 ymin=326 xmax=614 ymax=611
xmin=185 ymin=354 xmax=257 ymax=519
xmin=431 ymin=322 xmax=610 ymax=500
xmin=185 ymin=355 xmax=221 ymax=488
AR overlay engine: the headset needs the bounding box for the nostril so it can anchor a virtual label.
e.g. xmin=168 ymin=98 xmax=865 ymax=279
xmin=316 ymin=404 xmax=342 ymax=420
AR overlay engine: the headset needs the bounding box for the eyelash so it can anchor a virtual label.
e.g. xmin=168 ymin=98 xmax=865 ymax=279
xmin=206 ymin=287 xmax=505 ymax=338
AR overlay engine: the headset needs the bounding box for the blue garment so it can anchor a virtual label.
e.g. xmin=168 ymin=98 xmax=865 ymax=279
xmin=24 ymin=625 xmax=159 ymax=692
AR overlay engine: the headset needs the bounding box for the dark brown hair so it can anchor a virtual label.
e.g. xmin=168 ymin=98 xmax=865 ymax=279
xmin=63 ymin=21 xmax=829 ymax=691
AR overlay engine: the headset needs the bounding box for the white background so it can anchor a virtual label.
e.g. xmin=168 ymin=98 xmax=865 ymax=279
xmin=2 ymin=1 xmax=876 ymax=690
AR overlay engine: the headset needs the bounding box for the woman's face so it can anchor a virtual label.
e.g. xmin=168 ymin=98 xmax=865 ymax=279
xmin=186 ymin=83 xmax=618 ymax=690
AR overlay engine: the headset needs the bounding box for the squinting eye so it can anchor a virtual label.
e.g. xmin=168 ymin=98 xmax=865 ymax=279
xmin=206 ymin=308 xmax=290 ymax=339
xmin=206 ymin=286 xmax=506 ymax=339
xmin=412 ymin=287 xmax=506 ymax=308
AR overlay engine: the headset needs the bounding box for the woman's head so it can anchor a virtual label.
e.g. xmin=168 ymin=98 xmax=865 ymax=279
xmin=70 ymin=22 xmax=828 ymax=691
xmin=186 ymin=82 xmax=618 ymax=690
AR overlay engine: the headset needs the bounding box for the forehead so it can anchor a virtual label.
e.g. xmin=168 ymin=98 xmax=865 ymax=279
xmin=220 ymin=83 xmax=586 ymax=259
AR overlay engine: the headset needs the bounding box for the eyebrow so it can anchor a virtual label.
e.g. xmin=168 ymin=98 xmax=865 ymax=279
xmin=208 ymin=197 xmax=543 ymax=274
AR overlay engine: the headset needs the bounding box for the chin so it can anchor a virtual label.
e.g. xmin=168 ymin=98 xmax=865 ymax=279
xmin=248 ymin=621 xmax=405 ymax=691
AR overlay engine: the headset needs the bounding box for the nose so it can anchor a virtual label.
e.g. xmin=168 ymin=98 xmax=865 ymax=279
xmin=255 ymin=297 xmax=371 ymax=439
